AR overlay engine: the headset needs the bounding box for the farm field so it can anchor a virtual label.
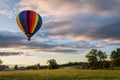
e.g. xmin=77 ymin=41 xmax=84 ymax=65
xmin=0 ymin=69 xmax=120 ymax=80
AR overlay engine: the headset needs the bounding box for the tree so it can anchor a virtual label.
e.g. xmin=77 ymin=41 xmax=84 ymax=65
xmin=102 ymin=61 xmax=111 ymax=68
xmin=110 ymin=48 xmax=120 ymax=67
xmin=14 ymin=65 xmax=18 ymax=70
xmin=97 ymin=50 xmax=107 ymax=62
xmin=86 ymin=49 xmax=98 ymax=69
xmin=0 ymin=59 xmax=3 ymax=65
xmin=97 ymin=50 xmax=107 ymax=68
xmin=86 ymin=49 xmax=107 ymax=69
xmin=26 ymin=65 xmax=37 ymax=70
xmin=47 ymin=59 xmax=59 ymax=69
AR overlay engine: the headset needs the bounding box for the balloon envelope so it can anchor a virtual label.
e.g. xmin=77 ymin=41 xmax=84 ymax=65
xmin=16 ymin=10 xmax=42 ymax=41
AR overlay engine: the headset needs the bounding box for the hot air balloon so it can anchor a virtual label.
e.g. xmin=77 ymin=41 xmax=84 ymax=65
xmin=16 ymin=10 xmax=42 ymax=41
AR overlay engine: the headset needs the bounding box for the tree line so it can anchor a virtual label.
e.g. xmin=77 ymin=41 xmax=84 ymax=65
xmin=40 ymin=48 xmax=120 ymax=69
xmin=85 ymin=48 xmax=120 ymax=69
xmin=59 ymin=48 xmax=120 ymax=69
xmin=0 ymin=48 xmax=120 ymax=70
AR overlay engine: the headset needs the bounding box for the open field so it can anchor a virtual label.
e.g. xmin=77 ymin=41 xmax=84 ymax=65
xmin=0 ymin=69 xmax=120 ymax=80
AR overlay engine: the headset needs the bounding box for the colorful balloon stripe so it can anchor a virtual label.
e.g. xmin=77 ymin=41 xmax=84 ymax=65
xmin=16 ymin=10 xmax=42 ymax=41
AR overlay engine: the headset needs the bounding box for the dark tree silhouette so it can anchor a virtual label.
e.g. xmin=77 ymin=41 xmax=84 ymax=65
xmin=47 ymin=59 xmax=59 ymax=69
xmin=14 ymin=65 xmax=18 ymax=70
xmin=0 ymin=59 xmax=3 ymax=65
xmin=86 ymin=49 xmax=98 ymax=69
xmin=110 ymin=48 xmax=120 ymax=67
xmin=86 ymin=49 xmax=107 ymax=69
xmin=97 ymin=50 xmax=107 ymax=62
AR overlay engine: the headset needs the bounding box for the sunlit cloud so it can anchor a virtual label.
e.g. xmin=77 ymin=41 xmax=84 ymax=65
xmin=18 ymin=0 xmax=120 ymax=16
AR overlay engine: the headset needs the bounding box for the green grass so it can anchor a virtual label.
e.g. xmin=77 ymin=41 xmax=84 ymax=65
xmin=0 ymin=69 xmax=120 ymax=80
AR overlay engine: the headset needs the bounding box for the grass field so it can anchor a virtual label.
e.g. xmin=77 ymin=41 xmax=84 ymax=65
xmin=0 ymin=69 xmax=120 ymax=80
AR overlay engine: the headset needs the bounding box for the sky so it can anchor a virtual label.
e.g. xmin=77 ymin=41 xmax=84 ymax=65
xmin=0 ymin=0 xmax=120 ymax=66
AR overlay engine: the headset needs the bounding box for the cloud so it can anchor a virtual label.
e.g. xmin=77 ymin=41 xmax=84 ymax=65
xmin=0 ymin=31 xmax=25 ymax=48
xmin=86 ymin=19 xmax=120 ymax=40
xmin=0 ymin=31 xmax=78 ymax=54
xmin=0 ymin=0 xmax=120 ymax=40
xmin=0 ymin=0 xmax=120 ymax=55
xmin=40 ymin=15 xmax=120 ymax=41
xmin=0 ymin=0 xmax=8 ymax=6
xmin=0 ymin=9 xmax=15 ymax=18
xmin=0 ymin=31 xmax=120 ymax=54
xmin=46 ymin=48 xmax=78 ymax=53
xmin=0 ymin=0 xmax=19 ymax=18
xmin=18 ymin=0 xmax=120 ymax=41
xmin=0 ymin=52 xmax=24 ymax=56
xmin=18 ymin=0 xmax=120 ymax=16
xmin=0 ymin=0 xmax=120 ymax=18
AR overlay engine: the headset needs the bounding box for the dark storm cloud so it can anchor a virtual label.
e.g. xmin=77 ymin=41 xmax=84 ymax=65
xmin=84 ymin=0 xmax=120 ymax=11
xmin=39 ymin=0 xmax=120 ymax=40
xmin=0 ymin=31 xmax=25 ymax=47
xmin=0 ymin=52 xmax=24 ymax=56
xmin=46 ymin=48 xmax=78 ymax=53
xmin=0 ymin=31 xmax=57 ymax=49
xmin=37 ymin=0 xmax=120 ymax=41
xmin=41 ymin=16 xmax=120 ymax=40
xmin=0 ymin=31 xmax=120 ymax=54
xmin=0 ymin=32 xmax=92 ymax=51
xmin=0 ymin=31 xmax=79 ymax=54
xmin=87 ymin=19 xmax=120 ymax=40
